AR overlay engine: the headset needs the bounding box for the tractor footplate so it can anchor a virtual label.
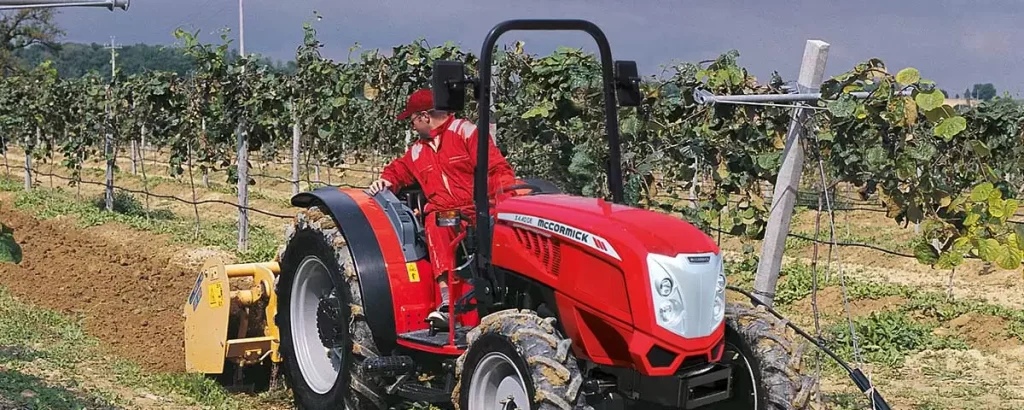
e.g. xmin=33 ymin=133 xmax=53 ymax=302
xmin=398 ymin=327 xmax=470 ymax=349
xmin=395 ymin=381 xmax=451 ymax=403
xmin=361 ymin=355 xmax=416 ymax=377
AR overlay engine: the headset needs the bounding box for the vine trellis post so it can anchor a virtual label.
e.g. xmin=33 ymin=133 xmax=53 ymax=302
xmin=697 ymin=39 xmax=832 ymax=308
xmin=696 ymin=40 xmax=919 ymax=307
xmin=756 ymin=39 xmax=830 ymax=308
xmin=291 ymin=107 xmax=301 ymax=197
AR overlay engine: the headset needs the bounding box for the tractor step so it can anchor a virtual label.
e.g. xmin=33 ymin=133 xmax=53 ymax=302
xmin=398 ymin=327 xmax=470 ymax=349
xmin=361 ymin=355 xmax=416 ymax=377
xmin=395 ymin=381 xmax=451 ymax=403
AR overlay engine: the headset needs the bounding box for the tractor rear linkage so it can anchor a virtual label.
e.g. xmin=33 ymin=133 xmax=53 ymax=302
xmin=727 ymin=286 xmax=892 ymax=410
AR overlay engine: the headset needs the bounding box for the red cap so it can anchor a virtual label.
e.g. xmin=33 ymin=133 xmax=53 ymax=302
xmin=396 ymin=88 xmax=433 ymax=120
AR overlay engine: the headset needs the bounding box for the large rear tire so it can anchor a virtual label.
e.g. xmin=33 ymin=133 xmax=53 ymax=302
xmin=453 ymin=309 xmax=583 ymax=410
xmin=718 ymin=301 xmax=818 ymax=410
xmin=276 ymin=206 xmax=388 ymax=409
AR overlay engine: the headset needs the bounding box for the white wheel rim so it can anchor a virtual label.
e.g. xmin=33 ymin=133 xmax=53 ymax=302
xmin=468 ymin=352 xmax=530 ymax=410
xmin=291 ymin=255 xmax=343 ymax=395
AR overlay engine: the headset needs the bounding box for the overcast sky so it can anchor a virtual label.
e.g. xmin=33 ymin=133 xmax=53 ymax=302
xmin=53 ymin=0 xmax=1022 ymax=97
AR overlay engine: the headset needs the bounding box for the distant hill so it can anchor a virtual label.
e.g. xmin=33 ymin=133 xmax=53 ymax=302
xmin=12 ymin=42 xmax=296 ymax=79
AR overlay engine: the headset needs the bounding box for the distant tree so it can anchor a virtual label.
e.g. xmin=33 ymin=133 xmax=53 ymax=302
xmin=965 ymin=88 xmax=972 ymax=99
xmin=14 ymin=42 xmax=296 ymax=79
xmin=941 ymin=89 xmax=949 ymax=97
xmin=971 ymin=83 xmax=997 ymax=100
xmin=0 ymin=9 xmax=64 ymax=74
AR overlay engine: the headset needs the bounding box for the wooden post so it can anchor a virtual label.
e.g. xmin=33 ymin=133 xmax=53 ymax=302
xmin=237 ymin=120 xmax=249 ymax=252
xmin=130 ymin=139 xmax=138 ymax=175
xmin=104 ymin=87 xmax=115 ymax=212
xmin=202 ymin=118 xmax=209 ymax=188
xmin=23 ymin=131 xmax=32 ymax=191
xmin=292 ymin=113 xmax=300 ymax=196
xmin=753 ymin=39 xmax=830 ymax=307
xmin=104 ymin=129 xmax=114 ymax=211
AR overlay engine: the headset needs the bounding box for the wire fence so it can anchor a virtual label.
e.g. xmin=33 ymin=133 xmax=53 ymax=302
xmin=4 ymin=139 xmax=1016 ymax=266
xmin=0 ymin=157 xmax=937 ymax=263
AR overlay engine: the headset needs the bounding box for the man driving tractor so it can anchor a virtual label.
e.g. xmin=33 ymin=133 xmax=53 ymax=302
xmin=368 ymin=88 xmax=518 ymax=329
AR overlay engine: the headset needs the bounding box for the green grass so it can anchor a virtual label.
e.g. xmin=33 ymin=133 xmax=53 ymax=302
xmin=824 ymin=310 xmax=969 ymax=368
xmin=0 ymin=286 xmax=129 ymax=408
xmin=0 ymin=284 xmax=290 ymax=410
xmin=0 ymin=177 xmax=281 ymax=263
xmin=725 ymin=252 xmax=1024 ymax=380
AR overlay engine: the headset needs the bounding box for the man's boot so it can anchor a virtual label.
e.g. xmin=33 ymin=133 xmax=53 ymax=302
xmin=426 ymin=286 xmax=450 ymax=330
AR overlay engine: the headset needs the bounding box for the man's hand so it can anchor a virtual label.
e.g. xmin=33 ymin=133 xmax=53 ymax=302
xmin=367 ymin=178 xmax=393 ymax=195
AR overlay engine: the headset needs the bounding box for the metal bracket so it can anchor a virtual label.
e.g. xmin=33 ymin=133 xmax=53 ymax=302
xmin=694 ymin=88 xmax=914 ymax=106
xmin=0 ymin=0 xmax=129 ymax=11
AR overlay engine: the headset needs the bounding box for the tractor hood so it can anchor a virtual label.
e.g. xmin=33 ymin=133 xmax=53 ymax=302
xmin=494 ymin=194 xmax=719 ymax=258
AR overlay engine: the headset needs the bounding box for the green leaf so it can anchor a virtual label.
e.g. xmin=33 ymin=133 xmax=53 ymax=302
xmin=953 ymin=236 xmax=973 ymax=253
xmin=1003 ymin=199 xmax=1018 ymax=221
xmin=964 ymin=212 xmax=981 ymax=227
xmin=977 ymin=238 xmax=1001 ymax=262
xmin=924 ymin=105 xmax=956 ymax=122
xmin=989 ymin=197 xmax=1006 ymax=218
xmin=914 ymin=241 xmax=939 ymax=265
xmin=934 ymin=116 xmax=967 ymax=140
xmin=1015 ymin=226 xmax=1024 ymax=250
xmin=970 ymin=182 xmax=994 ymax=202
xmin=866 ymin=147 xmax=888 ymax=169
xmin=521 ymin=101 xmax=554 ymax=119
xmin=754 ymin=152 xmax=781 ymax=170
xmin=914 ymin=89 xmax=944 ymax=111
xmin=967 ymin=140 xmax=990 ymax=157
xmin=0 ymin=224 xmax=21 ymax=264
xmin=995 ymin=244 xmax=1023 ymax=270
xmin=827 ymin=96 xmax=856 ymax=118
xmin=936 ymin=251 xmax=964 ymax=270
xmin=895 ymin=67 xmax=921 ymax=86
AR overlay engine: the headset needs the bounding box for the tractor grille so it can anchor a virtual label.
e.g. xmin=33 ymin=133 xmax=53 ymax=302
xmin=514 ymin=228 xmax=561 ymax=275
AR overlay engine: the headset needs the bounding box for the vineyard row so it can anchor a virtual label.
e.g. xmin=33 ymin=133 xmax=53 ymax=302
xmin=0 ymin=18 xmax=1021 ymax=275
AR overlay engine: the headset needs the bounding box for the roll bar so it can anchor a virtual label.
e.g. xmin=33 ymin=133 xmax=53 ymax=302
xmin=431 ymin=19 xmax=642 ymax=277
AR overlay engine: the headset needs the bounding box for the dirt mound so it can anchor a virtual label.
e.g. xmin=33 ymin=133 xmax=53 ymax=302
xmin=0 ymin=205 xmax=196 ymax=373
xmin=791 ymin=286 xmax=907 ymax=319
xmin=934 ymin=312 xmax=1018 ymax=352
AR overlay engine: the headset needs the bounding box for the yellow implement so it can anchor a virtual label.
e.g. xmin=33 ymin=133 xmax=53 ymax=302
xmin=184 ymin=257 xmax=282 ymax=374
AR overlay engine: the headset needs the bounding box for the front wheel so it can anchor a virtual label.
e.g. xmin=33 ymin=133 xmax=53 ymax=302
xmin=453 ymin=309 xmax=583 ymax=410
xmin=717 ymin=302 xmax=818 ymax=410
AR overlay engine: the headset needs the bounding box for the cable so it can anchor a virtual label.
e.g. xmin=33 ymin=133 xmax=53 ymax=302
xmin=726 ymin=286 xmax=892 ymax=410
xmin=3 ymin=164 xmax=296 ymax=219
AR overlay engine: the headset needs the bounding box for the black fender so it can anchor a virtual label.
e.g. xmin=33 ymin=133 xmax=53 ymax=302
xmin=291 ymin=186 xmax=399 ymax=354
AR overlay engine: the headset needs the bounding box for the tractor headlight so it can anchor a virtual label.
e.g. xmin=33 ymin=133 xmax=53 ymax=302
xmin=713 ymin=269 xmax=727 ymax=324
xmin=648 ymin=254 xmax=685 ymax=329
xmin=647 ymin=252 xmax=724 ymax=339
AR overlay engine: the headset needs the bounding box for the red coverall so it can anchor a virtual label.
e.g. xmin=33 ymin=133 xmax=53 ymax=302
xmin=380 ymin=115 xmax=517 ymax=280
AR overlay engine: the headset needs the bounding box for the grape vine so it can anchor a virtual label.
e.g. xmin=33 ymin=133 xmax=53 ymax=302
xmin=0 ymin=14 xmax=1020 ymax=276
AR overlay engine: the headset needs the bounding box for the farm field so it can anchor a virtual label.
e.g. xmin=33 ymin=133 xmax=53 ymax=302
xmin=1 ymin=146 xmax=1023 ymax=409
xmin=0 ymin=11 xmax=1022 ymax=409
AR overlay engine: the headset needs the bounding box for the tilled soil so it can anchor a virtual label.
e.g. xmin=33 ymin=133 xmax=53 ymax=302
xmin=0 ymin=204 xmax=198 ymax=373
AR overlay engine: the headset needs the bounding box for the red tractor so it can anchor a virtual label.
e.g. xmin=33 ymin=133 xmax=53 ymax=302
xmin=275 ymin=20 xmax=817 ymax=409
xmin=186 ymin=19 xmax=841 ymax=410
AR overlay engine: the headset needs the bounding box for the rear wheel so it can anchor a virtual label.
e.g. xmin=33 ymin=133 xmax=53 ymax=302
xmin=276 ymin=206 xmax=388 ymax=409
xmin=453 ymin=309 xmax=583 ymax=410
xmin=718 ymin=302 xmax=817 ymax=410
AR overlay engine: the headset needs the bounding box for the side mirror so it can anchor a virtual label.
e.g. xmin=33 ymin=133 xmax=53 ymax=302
xmin=614 ymin=60 xmax=642 ymax=107
xmin=431 ymin=60 xmax=467 ymax=111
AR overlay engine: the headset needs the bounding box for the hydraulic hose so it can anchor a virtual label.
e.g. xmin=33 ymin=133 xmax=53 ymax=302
xmin=726 ymin=286 xmax=892 ymax=410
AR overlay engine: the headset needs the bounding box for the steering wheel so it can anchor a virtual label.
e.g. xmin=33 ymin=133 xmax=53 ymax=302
xmin=502 ymin=183 xmax=544 ymax=195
